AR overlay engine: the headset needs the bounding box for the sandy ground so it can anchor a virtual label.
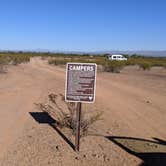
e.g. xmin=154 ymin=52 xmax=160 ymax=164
xmin=0 ymin=57 xmax=166 ymax=166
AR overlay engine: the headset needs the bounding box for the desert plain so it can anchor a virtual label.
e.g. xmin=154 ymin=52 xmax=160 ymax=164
xmin=0 ymin=57 xmax=166 ymax=166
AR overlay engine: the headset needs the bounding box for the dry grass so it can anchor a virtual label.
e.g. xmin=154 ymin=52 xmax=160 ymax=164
xmin=36 ymin=93 xmax=102 ymax=137
xmin=1 ymin=52 xmax=166 ymax=73
xmin=48 ymin=56 xmax=166 ymax=72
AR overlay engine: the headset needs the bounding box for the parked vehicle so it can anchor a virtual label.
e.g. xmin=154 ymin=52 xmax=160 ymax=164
xmin=108 ymin=54 xmax=127 ymax=61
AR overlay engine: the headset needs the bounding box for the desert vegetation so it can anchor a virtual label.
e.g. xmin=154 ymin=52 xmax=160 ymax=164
xmin=0 ymin=52 xmax=31 ymax=68
xmin=36 ymin=93 xmax=102 ymax=137
xmin=0 ymin=51 xmax=166 ymax=73
xmin=48 ymin=54 xmax=166 ymax=72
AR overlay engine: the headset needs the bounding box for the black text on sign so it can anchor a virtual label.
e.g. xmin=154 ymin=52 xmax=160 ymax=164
xmin=65 ymin=63 xmax=97 ymax=103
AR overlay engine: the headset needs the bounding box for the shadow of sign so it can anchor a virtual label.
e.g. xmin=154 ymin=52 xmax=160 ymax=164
xmin=105 ymin=136 xmax=166 ymax=166
xmin=29 ymin=112 xmax=56 ymax=124
xmin=29 ymin=112 xmax=75 ymax=150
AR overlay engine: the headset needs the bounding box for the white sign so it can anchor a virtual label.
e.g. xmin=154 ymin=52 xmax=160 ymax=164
xmin=65 ymin=63 xmax=97 ymax=103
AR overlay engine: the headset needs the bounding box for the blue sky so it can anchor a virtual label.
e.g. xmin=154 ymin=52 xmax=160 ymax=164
xmin=0 ymin=0 xmax=166 ymax=51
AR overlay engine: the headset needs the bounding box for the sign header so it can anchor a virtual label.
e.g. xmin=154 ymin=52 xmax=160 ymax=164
xmin=65 ymin=63 xmax=97 ymax=103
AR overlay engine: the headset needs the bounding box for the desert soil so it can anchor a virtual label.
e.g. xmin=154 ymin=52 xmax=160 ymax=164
xmin=0 ymin=57 xmax=166 ymax=166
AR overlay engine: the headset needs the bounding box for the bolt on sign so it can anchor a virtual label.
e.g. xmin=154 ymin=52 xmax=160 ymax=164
xmin=65 ymin=63 xmax=97 ymax=103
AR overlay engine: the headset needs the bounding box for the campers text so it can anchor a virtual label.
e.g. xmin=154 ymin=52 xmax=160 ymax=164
xmin=69 ymin=65 xmax=94 ymax=71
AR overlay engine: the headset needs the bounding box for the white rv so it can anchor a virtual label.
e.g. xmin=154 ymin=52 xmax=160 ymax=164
xmin=108 ymin=54 xmax=127 ymax=61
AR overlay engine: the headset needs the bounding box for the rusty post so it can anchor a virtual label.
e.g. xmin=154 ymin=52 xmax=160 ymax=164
xmin=75 ymin=102 xmax=82 ymax=151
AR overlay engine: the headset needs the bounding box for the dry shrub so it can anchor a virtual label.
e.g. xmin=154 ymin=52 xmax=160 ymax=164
xmin=0 ymin=56 xmax=8 ymax=73
xmin=0 ymin=64 xmax=7 ymax=74
xmin=102 ymin=61 xmax=125 ymax=73
xmin=36 ymin=93 xmax=102 ymax=137
xmin=139 ymin=62 xmax=151 ymax=70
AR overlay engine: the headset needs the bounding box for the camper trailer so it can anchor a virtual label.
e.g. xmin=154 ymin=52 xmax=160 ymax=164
xmin=108 ymin=54 xmax=127 ymax=61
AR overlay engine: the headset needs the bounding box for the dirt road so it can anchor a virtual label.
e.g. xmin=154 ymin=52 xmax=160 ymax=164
xmin=0 ymin=57 xmax=166 ymax=166
xmin=0 ymin=57 xmax=65 ymax=156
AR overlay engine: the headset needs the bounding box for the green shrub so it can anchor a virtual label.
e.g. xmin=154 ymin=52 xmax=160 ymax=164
xmin=103 ymin=61 xmax=126 ymax=73
xmin=0 ymin=54 xmax=31 ymax=65
xmin=49 ymin=59 xmax=67 ymax=65
xmin=139 ymin=62 xmax=152 ymax=70
xmin=10 ymin=55 xmax=30 ymax=65
xmin=0 ymin=55 xmax=10 ymax=73
xmin=1 ymin=51 xmax=166 ymax=73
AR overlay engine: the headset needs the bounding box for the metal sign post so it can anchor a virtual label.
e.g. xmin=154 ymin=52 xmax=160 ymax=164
xmin=75 ymin=102 xmax=82 ymax=151
xmin=65 ymin=63 xmax=97 ymax=151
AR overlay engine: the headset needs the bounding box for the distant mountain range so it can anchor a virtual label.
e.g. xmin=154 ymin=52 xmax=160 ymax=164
xmin=1 ymin=49 xmax=166 ymax=57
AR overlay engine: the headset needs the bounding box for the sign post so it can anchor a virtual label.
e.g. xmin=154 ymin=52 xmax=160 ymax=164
xmin=75 ymin=102 xmax=82 ymax=151
xmin=65 ymin=63 xmax=97 ymax=151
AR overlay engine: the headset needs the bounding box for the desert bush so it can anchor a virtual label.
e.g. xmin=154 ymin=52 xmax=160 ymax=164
xmin=9 ymin=54 xmax=30 ymax=65
xmin=1 ymin=51 xmax=166 ymax=72
xmin=48 ymin=55 xmax=166 ymax=73
xmin=0 ymin=53 xmax=31 ymax=66
xmin=0 ymin=64 xmax=6 ymax=73
xmin=103 ymin=61 xmax=126 ymax=73
xmin=0 ymin=55 xmax=9 ymax=73
xmin=49 ymin=59 xmax=68 ymax=65
xmin=125 ymin=57 xmax=166 ymax=70
xmin=48 ymin=56 xmax=126 ymax=73
xmin=139 ymin=62 xmax=152 ymax=70
xmin=0 ymin=53 xmax=31 ymax=74
xmin=36 ymin=93 xmax=102 ymax=137
xmin=164 ymin=64 xmax=166 ymax=68
xmin=48 ymin=58 xmax=93 ymax=66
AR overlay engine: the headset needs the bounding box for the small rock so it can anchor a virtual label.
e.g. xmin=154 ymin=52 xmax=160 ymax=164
xmin=75 ymin=156 xmax=79 ymax=160
xmin=83 ymin=154 xmax=86 ymax=158
xmin=56 ymin=145 xmax=59 ymax=151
